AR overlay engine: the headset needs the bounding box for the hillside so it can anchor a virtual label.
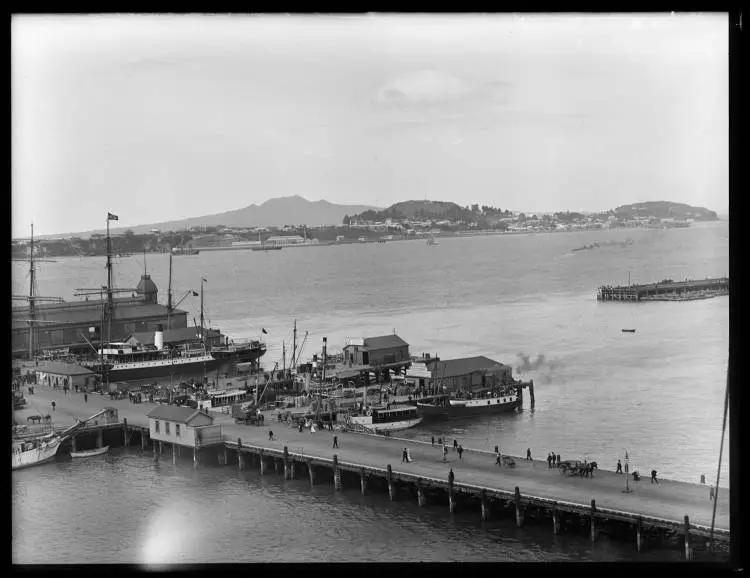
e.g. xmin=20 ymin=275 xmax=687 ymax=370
xmin=350 ymin=200 xmax=481 ymax=223
xmin=52 ymin=196 xmax=380 ymax=238
xmin=613 ymin=201 xmax=718 ymax=221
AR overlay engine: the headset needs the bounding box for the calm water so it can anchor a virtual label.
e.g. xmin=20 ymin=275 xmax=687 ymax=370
xmin=12 ymin=223 xmax=729 ymax=563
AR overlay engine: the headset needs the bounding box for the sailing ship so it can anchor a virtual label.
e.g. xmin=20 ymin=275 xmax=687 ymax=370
xmin=12 ymin=409 xmax=107 ymax=470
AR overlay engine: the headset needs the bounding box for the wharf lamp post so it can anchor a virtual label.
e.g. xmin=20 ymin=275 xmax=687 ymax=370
xmin=623 ymin=449 xmax=632 ymax=494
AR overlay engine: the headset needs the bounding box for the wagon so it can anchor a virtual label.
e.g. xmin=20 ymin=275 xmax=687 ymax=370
xmin=559 ymin=460 xmax=584 ymax=476
xmin=501 ymin=455 xmax=516 ymax=468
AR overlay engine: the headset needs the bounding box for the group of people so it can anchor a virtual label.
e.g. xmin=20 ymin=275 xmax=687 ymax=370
xmin=546 ymin=452 xmax=562 ymax=468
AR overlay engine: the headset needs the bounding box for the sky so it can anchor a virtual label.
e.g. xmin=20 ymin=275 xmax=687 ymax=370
xmin=12 ymin=13 xmax=728 ymax=237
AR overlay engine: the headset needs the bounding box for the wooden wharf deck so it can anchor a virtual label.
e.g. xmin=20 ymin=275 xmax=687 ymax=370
xmin=597 ymin=277 xmax=729 ymax=302
xmin=17 ymin=385 xmax=730 ymax=559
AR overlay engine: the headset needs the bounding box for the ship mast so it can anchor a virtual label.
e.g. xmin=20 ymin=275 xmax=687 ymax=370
xmin=200 ymin=277 xmax=206 ymax=347
xmin=167 ymin=252 xmax=173 ymax=329
xmin=291 ymin=319 xmax=297 ymax=371
xmin=28 ymin=223 xmax=36 ymax=358
xmin=105 ymin=213 xmax=117 ymax=344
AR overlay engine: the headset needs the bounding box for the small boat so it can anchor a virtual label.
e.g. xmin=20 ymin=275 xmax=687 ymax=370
xmin=251 ymin=245 xmax=282 ymax=251
xmin=621 ymin=329 xmax=636 ymax=333
xmin=71 ymin=446 xmax=109 ymax=458
xmin=347 ymin=405 xmax=422 ymax=433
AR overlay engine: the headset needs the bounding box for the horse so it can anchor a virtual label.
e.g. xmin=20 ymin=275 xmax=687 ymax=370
xmin=44 ymin=415 xmax=52 ymax=423
xmin=27 ymin=415 xmax=42 ymax=424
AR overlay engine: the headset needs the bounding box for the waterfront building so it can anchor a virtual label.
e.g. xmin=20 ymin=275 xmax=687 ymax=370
xmin=425 ymin=356 xmax=513 ymax=393
xmin=146 ymin=406 xmax=223 ymax=448
xmin=12 ymin=273 xmax=189 ymax=356
xmin=265 ymin=235 xmax=305 ymax=246
xmin=34 ymin=361 xmax=97 ymax=389
xmin=343 ymin=334 xmax=410 ymax=368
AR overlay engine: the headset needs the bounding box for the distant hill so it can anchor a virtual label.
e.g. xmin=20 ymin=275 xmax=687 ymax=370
xmin=51 ymin=196 xmax=380 ymax=238
xmin=613 ymin=201 xmax=718 ymax=221
xmin=350 ymin=200 xmax=479 ymax=223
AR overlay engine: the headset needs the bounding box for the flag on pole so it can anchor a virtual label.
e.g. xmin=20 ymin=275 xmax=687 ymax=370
xmin=201 ymin=277 xmax=207 ymax=283
xmin=262 ymin=328 xmax=268 ymax=334
xmin=192 ymin=291 xmax=199 ymax=297
xmin=107 ymin=212 xmax=119 ymax=221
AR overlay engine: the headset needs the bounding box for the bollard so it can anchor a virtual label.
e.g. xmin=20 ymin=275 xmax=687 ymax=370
xmin=590 ymin=499 xmax=597 ymax=542
xmin=416 ymin=479 xmax=426 ymax=507
xmin=386 ymin=464 xmax=395 ymax=500
xmin=514 ymin=486 xmax=524 ymax=527
xmin=237 ymin=439 xmax=244 ymax=470
xmin=360 ymin=467 xmax=367 ymax=495
xmin=333 ymin=454 xmax=342 ymax=491
xmin=636 ymin=517 xmax=643 ymax=552
xmin=172 ymin=443 xmax=177 ymax=465
xmin=283 ymin=446 xmax=290 ymax=480
xmin=123 ymin=418 xmax=129 ymax=447
xmin=71 ymin=434 xmax=77 ymax=453
xmin=308 ymin=459 xmax=315 ymax=486
xmin=552 ymin=505 xmax=560 ymax=535
xmin=259 ymin=449 xmax=266 ymax=475
xmin=193 ymin=446 xmax=199 ymax=469
xmin=684 ymin=515 xmax=692 ymax=560
xmin=480 ymin=489 xmax=489 ymax=521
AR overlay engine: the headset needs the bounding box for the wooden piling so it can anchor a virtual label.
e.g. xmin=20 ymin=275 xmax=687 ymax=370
xmin=153 ymin=443 xmax=158 ymax=462
xmin=684 ymin=515 xmax=692 ymax=560
xmin=71 ymin=434 xmax=77 ymax=453
xmin=448 ymin=479 xmax=455 ymax=513
xmin=237 ymin=439 xmax=244 ymax=470
xmin=552 ymin=505 xmax=561 ymax=534
xmin=283 ymin=447 xmax=290 ymax=480
xmin=529 ymin=380 xmax=535 ymax=406
xmin=333 ymin=454 xmax=342 ymax=491
xmin=308 ymin=459 xmax=315 ymax=486
xmin=636 ymin=517 xmax=643 ymax=552
xmin=416 ymin=479 xmax=426 ymax=507
xmin=259 ymin=449 xmax=265 ymax=475
xmin=480 ymin=489 xmax=488 ymax=520
xmin=159 ymin=440 xmax=163 ymax=455
xmin=274 ymin=457 xmax=281 ymax=474
xmin=172 ymin=442 xmax=177 ymax=464
xmin=386 ymin=464 xmax=395 ymax=500
xmin=590 ymin=499 xmax=597 ymax=542
xmin=96 ymin=429 xmax=103 ymax=448
xmin=514 ymin=486 xmax=524 ymax=527
xmin=141 ymin=431 xmax=148 ymax=450
xmin=123 ymin=418 xmax=129 ymax=447
xmin=193 ymin=445 xmax=199 ymax=469
xmin=223 ymin=446 xmax=228 ymax=466
xmin=360 ymin=467 xmax=367 ymax=495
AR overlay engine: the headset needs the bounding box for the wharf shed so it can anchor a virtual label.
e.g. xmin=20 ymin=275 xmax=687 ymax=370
xmin=146 ymin=406 xmax=223 ymax=448
xmin=343 ymin=334 xmax=410 ymax=368
xmin=427 ymin=356 xmax=513 ymax=393
xmin=35 ymin=361 xmax=96 ymax=389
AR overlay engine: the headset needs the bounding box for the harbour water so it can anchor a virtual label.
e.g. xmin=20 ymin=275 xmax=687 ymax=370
xmin=12 ymin=222 xmax=728 ymax=563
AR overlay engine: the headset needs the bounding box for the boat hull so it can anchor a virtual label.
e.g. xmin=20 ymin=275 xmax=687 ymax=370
xmin=12 ymin=438 xmax=63 ymax=470
xmin=417 ymin=396 xmax=521 ymax=418
xmin=103 ymin=356 xmax=228 ymax=382
xmin=349 ymin=416 xmax=423 ymax=433
xmin=71 ymin=446 xmax=109 ymax=458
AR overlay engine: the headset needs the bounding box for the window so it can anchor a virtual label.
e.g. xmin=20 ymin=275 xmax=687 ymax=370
xmin=155 ymin=420 xmax=160 ymax=433
xmin=176 ymin=424 xmax=181 ymax=437
xmin=165 ymin=422 xmax=171 ymax=435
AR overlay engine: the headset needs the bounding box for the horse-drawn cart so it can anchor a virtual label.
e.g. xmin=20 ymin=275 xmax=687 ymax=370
xmin=232 ymin=403 xmax=264 ymax=426
xmin=560 ymin=459 xmax=597 ymax=477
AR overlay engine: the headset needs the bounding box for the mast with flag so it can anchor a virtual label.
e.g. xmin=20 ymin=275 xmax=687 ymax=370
xmin=105 ymin=212 xmax=118 ymax=343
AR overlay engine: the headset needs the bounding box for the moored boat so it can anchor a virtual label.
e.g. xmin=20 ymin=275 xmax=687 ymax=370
xmin=416 ymin=388 xmax=522 ymax=419
xmin=347 ymin=405 xmax=422 ymax=433
xmin=70 ymin=445 xmax=109 ymax=458
xmin=12 ymin=434 xmax=64 ymax=470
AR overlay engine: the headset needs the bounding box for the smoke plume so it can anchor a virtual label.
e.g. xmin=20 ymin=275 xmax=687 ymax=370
xmin=515 ymin=352 xmax=565 ymax=384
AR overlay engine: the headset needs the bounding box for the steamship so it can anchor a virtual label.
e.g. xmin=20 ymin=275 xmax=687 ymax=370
xmin=80 ymin=325 xmax=225 ymax=382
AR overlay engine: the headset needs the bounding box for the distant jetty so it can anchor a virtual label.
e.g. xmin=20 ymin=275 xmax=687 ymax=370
xmin=597 ymin=277 xmax=729 ymax=302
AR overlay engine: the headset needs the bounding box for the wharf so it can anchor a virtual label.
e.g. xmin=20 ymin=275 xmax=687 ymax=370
xmin=17 ymin=384 xmax=730 ymax=558
xmin=597 ymin=277 xmax=729 ymax=302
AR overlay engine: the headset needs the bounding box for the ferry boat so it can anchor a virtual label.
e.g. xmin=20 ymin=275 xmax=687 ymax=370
xmin=347 ymin=405 xmax=422 ymax=433
xmin=416 ymin=388 xmax=522 ymax=418
xmin=171 ymin=246 xmax=200 ymax=256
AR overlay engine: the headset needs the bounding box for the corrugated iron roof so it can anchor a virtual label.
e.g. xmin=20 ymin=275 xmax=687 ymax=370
xmin=430 ymin=356 xmax=507 ymax=379
xmin=146 ymin=406 xmax=214 ymax=424
xmin=35 ymin=361 xmax=95 ymax=376
xmin=361 ymin=334 xmax=409 ymax=351
xmin=12 ymin=301 xmax=187 ymax=329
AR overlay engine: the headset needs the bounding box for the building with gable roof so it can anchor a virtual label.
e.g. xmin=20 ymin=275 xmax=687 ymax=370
xmin=426 ymin=355 xmax=513 ymax=393
xmin=146 ymin=406 xmax=223 ymax=448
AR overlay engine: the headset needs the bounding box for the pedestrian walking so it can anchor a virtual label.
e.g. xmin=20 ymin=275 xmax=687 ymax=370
xmin=51 ymin=400 xmax=56 ymax=411
xmin=332 ymin=435 xmax=338 ymax=449
xmin=438 ymin=436 xmax=442 ymax=446
xmin=616 ymin=459 xmax=623 ymax=474
xmin=494 ymin=444 xmax=499 ymax=454
xmin=442 ymin=444 xmax=448 ymax=463
xmin=453 ymin=439 xmax=458 ymax=452
xmin=402 ymin=448 xmax=408 ymax=463
xmin=269 ymin=430 xmax=274 ymax=441
xmin=84 ymin=393 xmax=88 ymax=403
xmin=448 ymin=468 xmax=455 ymax=485
xmin=556 ymin=454 xmax=561 ymax=467
xmin=457 ymin=444 xmax=463 ymax=460
xmin=526 ymin=448 xmax=532 ymax=461
xmin=495 ymin=451 xmax=502 ymax=466
xmin=650 ymin=469 xmax=659 ymax=484
xmin=431 ymin=436 xmax=435 ymax=446
xmin=547 ymin=453 xmax=552 ymax=468
xmin=709 ymin=485 xmax=715 ymax=501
